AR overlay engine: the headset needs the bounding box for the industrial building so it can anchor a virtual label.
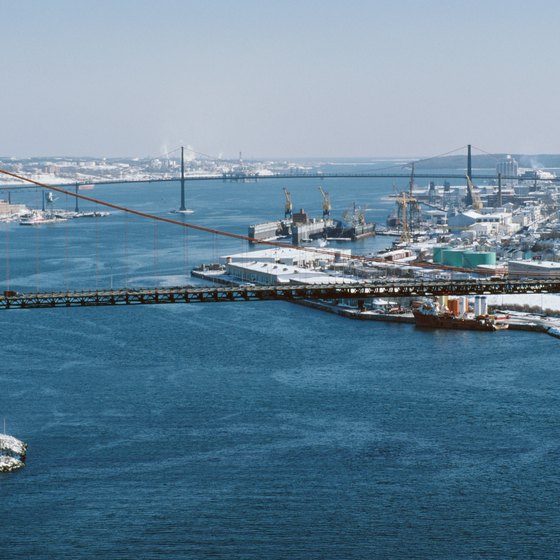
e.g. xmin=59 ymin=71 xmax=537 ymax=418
xmin=447 ymin=209 xmax=518 ymax=237
xmin=221 ymin=247 xmax=353 ymax=285
xmin=220 ymin=247 xmax=351 ymax=267
xmin=0 ymin=200 xmax=27 ymax=217
xmin=508 ymin=259 xmax=560 ymax=277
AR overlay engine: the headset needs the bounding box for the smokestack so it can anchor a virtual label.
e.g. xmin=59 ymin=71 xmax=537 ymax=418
xmin=497 ymin=172 xmax=502 ymax=207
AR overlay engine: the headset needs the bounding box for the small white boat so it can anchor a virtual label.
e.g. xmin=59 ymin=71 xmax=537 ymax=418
xmin=170 ymin=209 xmax=194 ymax=215
xmin=19 ymin=211 xmax=66 ymax=226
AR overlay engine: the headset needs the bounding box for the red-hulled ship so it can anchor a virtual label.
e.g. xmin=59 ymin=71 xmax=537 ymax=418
xmin=413 ymin=301 xmax=509 ymax=332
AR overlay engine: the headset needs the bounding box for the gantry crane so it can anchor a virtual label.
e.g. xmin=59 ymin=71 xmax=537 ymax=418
xmin=283 ymin=187 xmax=293 ymax=220
xmin=318 ymin=186 xmax=331 ymax=219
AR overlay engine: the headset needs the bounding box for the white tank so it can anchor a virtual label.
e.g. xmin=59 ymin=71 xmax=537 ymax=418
xmin=480 ymin=296 xmax=488 ymax=316
xmin=474 ymin=296 xmax=481 ymax=317
xmin=459 ymin=296 xmax=468 ymax=316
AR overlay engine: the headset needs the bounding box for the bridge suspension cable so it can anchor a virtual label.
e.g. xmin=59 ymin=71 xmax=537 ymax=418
xmin=352 ymin=145 xmax=468 ymax=175
xmin=0 ymin=166 xmax=524 ymax=275
xmin=0 ymin=167 xmax=387 ymax=265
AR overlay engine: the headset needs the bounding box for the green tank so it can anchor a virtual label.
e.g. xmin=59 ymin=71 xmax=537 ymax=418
xmin=432 ymin=246 xmax=447 ymax=264
xmin=462 ymin=251 xmax=496 ymax=269
xmin=441 ymin=249 xmax=464 ymax=267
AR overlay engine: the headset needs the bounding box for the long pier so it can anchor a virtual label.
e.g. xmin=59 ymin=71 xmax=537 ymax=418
xmin=1 ymin=278 xmax=560 ymax=310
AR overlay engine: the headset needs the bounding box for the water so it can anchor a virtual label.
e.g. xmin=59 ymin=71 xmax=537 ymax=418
xmin=1 ymin=170 xmax=559 ymax=559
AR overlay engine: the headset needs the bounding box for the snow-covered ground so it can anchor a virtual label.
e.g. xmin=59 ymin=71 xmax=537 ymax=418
xmin=0 ymin=434 xmax=26 ymax=455
xmin=487 ymin=293 xmax=560 ymax=312
xmin=0 ymin=455 xmax=24 ymax=472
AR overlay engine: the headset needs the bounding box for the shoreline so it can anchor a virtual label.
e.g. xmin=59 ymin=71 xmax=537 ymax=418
xmin=191 ymin=270 xmax=559 ymax=339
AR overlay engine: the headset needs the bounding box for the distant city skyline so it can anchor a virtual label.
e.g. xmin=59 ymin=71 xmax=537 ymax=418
xmin=2 ymin=0 xmax=560 ymax=159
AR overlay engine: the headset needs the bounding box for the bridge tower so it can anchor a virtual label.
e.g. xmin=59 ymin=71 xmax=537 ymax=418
xmin=408 ymin=162 xmax=420 ymax=229
xmin=180 ymin=146 xmax=186 ymax=211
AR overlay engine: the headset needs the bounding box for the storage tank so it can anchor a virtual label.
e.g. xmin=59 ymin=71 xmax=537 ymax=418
xmin=474 ymin=295 xmax=482 ymax=317
xmin=448 ymin=298 xmax=461 ymax=316
xmin=462 ymin=251 xmax=497 ymax=269
xmin=441 ymin=249 xmax=464 ymax=268
xmin=432 ymin=246 xmax=447 ymax=264
xmin=480 ymin=296 xmax=488 ymax=316
xmin=459 ymin=296 xmax=468 ymax=316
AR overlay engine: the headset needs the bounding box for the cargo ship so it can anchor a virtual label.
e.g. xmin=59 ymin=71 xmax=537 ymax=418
xmin=413 ymin=299 xmax=509 ymax=332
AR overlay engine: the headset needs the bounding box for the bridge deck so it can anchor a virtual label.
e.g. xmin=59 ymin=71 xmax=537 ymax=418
xmin=1 ymin=279 xmax=559 ymax=310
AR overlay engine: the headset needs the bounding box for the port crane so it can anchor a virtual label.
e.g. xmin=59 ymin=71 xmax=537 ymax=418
xmin=283 ymin=187 xmax=293 ymax=219
xmin=395 ymin=192 xmax=412 ymax=243
xmin=318 ymin=186 xmax=331 ymax=219
xmin=466 ymin=175 xmax=483 ymax=210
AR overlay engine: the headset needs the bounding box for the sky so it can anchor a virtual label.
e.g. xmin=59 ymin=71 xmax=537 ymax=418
xmin=2 ymin=0 xmax=560 ymax=159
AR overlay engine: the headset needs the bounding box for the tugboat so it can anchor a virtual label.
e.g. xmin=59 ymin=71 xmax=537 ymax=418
xmin=0 ymin=422 xmax=27 ymax=473
xmin=413 ymin=299 xmax=509 ymax=332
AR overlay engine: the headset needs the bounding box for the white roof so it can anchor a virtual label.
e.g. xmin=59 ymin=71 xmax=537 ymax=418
xmin=223 ymin=247 xmax=351 ymax=261
xmin=462 ymin=210 xmax=483 ymax=219
xmin=295 ymin=276 xmax=361 ymax=285
xmin=227 ymin=261 xmax=307 ymax=275
xmin=508 ymin=259 xmax=560 ymax=269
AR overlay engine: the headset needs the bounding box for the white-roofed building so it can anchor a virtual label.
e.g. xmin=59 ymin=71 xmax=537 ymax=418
xmin=508 ymin=259 xmax=560 ymax=278
xmin=225 ymin=261 xmax=332 ymax=285
xmin=448 ymin=210 xmax=517 ymax=236
xmin=220 ymin=247 xmax=351 ymax=267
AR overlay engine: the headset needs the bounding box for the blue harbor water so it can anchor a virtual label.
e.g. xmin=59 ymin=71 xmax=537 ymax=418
xmin=1 ymin=168 xmax=559 ymax=558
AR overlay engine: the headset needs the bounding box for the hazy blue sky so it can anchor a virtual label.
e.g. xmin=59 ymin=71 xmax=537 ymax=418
xmin=2 ymin=0 xmax=560 ymax=158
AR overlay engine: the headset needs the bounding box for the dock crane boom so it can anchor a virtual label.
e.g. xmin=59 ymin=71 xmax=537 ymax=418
xmin=395 ymin=192 xmax=411 ymax=243
xmin=283 ymin=187 xmax=293 ymax=219
xmin=318 ymin=186 xmax=331 ymax=219
xmin=465 ymin=175 xmax=483 ymax=210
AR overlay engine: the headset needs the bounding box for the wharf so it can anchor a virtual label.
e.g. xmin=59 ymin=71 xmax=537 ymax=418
xmin=191 ymin=269 xmax=239 ymax=286
xmin=192 ymin=268 xmax=413 ymax=323
xmin=190 ymin=269 xmax=559 ymax=338
xmin=301 ymin=302 xmax=560 ymax=338
xmin=496 ymin=310 xmax=560 ymax=339
xmin=294 ymin=299 xmax=415 ymax=323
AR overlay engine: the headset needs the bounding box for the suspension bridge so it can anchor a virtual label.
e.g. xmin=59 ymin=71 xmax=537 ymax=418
xmin=1 ymin=144 xmax=559 ymax=312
